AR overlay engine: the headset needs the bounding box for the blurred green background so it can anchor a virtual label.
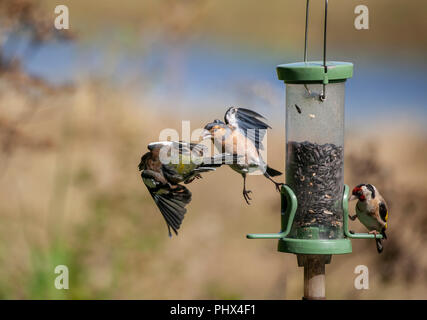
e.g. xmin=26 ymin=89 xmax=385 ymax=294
xmin=0 ymin=0 xmax=426 ymax=299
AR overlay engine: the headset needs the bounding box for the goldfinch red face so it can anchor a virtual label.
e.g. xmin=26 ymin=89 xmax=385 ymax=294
xmin=351 ymin=186 xmax=365 ymax=201
xmin=350 ymin=184 xmax=375 ymax=201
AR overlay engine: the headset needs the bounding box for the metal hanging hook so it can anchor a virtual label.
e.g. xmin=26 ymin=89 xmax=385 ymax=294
xmin=320 ymin=0 xmax=328 ymax=102
xmin=303 ymin=0 xmax=313 ymax=97
xmin=303 ymin=0 xmax=328 ymax=101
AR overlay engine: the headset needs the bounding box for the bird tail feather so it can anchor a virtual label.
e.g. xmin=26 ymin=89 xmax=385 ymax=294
xmin=381 ymin=228 xmax=387 ymax=240
xmin=266 ymin=166 xmax=282 ymax=177
xmin=375 ymin=238 xmax=383 ymax=254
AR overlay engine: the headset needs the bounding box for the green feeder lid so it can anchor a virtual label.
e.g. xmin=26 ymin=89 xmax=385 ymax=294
xmin=277 ymin=61 xmax=353 ymax=84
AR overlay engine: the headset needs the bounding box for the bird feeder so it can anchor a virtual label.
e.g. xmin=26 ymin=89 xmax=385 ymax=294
xmin=247 ymin=0 xmax=383 ymax=299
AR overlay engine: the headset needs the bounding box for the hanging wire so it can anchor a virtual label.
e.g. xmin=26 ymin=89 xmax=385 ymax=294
xmin=303 ymin=0 xmax=328 ymax=100
xmin=304 ymin=0 xmax=312 ymax=96
xmin=304 ymin=0 xmax=310 ymax=62
xmin=320 ymin=0 xmax=328 ymax=101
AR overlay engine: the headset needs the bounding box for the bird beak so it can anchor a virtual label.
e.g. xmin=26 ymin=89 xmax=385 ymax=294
xmin=349 ymin=195 xmax=358 ymax=201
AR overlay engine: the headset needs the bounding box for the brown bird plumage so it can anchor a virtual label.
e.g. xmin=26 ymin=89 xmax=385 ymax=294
xmin=203 ymin=107 xmax=283 ymax=204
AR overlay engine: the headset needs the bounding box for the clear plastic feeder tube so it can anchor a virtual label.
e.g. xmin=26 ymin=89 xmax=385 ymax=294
xmin=285 ymin=82 xmax=345 ymax=240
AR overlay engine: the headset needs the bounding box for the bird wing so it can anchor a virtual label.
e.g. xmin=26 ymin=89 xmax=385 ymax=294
xmin=170 ymin=141 xmax=207 ymax=157
xmin=224 ymin=107 xmax=271 ymax=150
xmin=161 ymin=142 xmax=207 ymax=183
xmin=378 ymin=200 xmax=388 ymax=239
xmin=141 ymin=168 xmax=168 ymax=185
xmin=147 ymin=141 xmax=172 ymax=151
xmin=148 ymin=141 xmax=206 ymax=155
xmin=379 ymin=201 xmax=388 ymax=223
xmin=188 ymin=142 xmax=208 ymax=157
xmin=148 ymin=141 xmax=207 ymax=167
xmin=145 ymin=183 xmax=192 ymax=237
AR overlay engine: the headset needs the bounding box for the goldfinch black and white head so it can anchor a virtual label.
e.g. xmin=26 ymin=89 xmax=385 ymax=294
xmin=349 ymin=183 xmax=388 ymax=253
xmin=350 ymin=183 xmax=377 ymax=202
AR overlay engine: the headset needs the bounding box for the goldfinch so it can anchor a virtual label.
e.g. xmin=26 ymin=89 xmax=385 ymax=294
xmin=349 ymin=184 xmax=389 ymax=253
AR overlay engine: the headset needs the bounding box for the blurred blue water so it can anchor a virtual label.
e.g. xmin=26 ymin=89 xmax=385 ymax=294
xmin=4 ymin=36 xmax=427 ymax=129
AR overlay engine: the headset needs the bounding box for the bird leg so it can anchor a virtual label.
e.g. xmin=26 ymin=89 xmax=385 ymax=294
xmin=349 ymin=214 xmax=357 ymax=221
xmin=369 ymin=230 xmax=378 ymax=239
xmin=264 ymin=175 xmax=284 ymax=192
xmin=242 ymin=174 xmax=252 ymax=205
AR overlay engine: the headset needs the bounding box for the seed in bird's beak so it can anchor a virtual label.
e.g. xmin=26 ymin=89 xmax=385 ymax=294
xmin=349 ymin=195 xmax=358 ymax=201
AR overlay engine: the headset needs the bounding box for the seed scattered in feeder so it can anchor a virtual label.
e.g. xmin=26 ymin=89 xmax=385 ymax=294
xmin=308 ymin=209 xmax=315 ymax=214
xmin=323 ymin=210 xmax=333 ymax=215
xmin=295 ymin=104 xmax=302 ymax=114
xmin=333 ymin=221 xmax=343 ymax=227
xmin=324 ymin=194 xmax=331 ymax=199
xmin=309 ymin=114 xmax=315 ymax=119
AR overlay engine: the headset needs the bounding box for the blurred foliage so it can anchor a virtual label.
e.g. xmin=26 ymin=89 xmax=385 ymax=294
xmin=0 ymin=0 xmax=73 ymax=83
xmin=37 ymin=0 xmax=427 ymax=54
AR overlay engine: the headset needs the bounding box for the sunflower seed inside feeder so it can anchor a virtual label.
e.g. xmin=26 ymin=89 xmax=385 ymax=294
xmin=287 ymin=141 xmax=344 ymax=233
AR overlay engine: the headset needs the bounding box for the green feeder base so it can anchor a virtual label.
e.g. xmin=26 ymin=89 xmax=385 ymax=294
xmin=278 ymin=238 xmax=352 ymax=255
